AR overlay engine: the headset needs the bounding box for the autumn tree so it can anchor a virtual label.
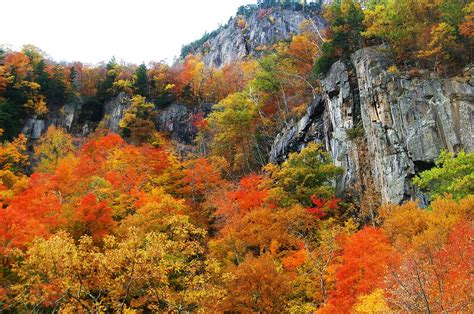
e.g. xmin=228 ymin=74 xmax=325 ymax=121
xmin=460 ymin=2 xmax=474 ymax=38
xmin=0 ymin=51 xmax=34 ymax=138
xmin=363 ymin=0 xmax=471 ymax=70
xmin=266 ymin=143 xmax=343 ymax=206
xmin=119 ymin=95 xmax=156 ymax=144
xmin=0 ymin=173 xmax=62 ymax=255
xmin=221 ymin=254 xmax=291 ymax=313
xmin=206 ymin=92 xmax=265 ymax=175
xmin=11 ymin=225 xmax=223 ymax=312
xmin=33 ymin=125 xmax=74 ymax=173
xmin=0 ymin=130 xmax=29 ymax=190
xmin=323 ymin=227 xmax=398 ymax=313
xmin=381 ymin=196 xmax=474 ymax=312
xmin=71 ymin=193 xmax=114 ymax=240
xmin=178 ymin=157 xmax=229 ymax=227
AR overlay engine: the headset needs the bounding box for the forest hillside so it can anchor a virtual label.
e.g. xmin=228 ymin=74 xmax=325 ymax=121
xmin=0 ymin=0 xmax=473 ymax=312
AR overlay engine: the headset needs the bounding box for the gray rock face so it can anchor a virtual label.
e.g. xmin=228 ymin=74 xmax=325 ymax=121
xmin=156 ymin=103 xmax=213 ymax=145
xmin=21 ymin=91 xmax=212 ymax=148
xmin=103 ymin=93 xmax=131 ymax=132
xmin=21 ymin=101 xmax=81 ymax=139
xmin=269 ymin=95 xmax=326 ymax=163
xmin=200 ymin=9 xmax=325 ymax=68
xmin=270 ymin=47 xmax=474 ymax=204
xmin=21 ymin=118 xmax=46 ymax=140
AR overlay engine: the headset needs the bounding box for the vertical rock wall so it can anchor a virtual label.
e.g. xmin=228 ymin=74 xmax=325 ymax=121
xmin=270 ymin=47 xmax=474 ymax=204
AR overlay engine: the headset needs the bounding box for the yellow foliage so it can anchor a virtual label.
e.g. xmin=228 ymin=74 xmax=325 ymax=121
xmin=387 ymin=65 xmax=398 ymax=74
xmin=34 ymin=125 xmax=74 ymax=173
xmin=354 ymin=289 xmax=392 ymax=313
xmin=24 ymin=95 xmax=48 ymax=116
xmin=381 ymin=196 xmax=474 ymax=251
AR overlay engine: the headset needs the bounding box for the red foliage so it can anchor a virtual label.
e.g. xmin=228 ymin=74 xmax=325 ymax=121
xmin=75 ymin=193 xmax=114 ymax=239
xmin=139 ymin=144 xmax=170 ymax=175
xmin=307 ymin=196 xmax=340 ymax=219
xmin=229 ymin=175 xmax=268 ymax=213
xmin=192 ymin=112 xmax=208 ymax=129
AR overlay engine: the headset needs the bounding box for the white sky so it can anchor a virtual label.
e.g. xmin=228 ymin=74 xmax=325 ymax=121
xmin=1 ymin=0 xmax=256 ymax=65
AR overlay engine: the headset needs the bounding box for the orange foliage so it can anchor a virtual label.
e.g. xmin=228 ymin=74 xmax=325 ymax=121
xmin=0 ymin=173 xmax=62 ymax=254
xmin=324 ymin=227 xmax=399 ymax=313
xmin=4 ymin=52 xmax=31 ymax=79
xmin=282 ymin=248 xmax=307 ymax=271
xmin=386 ymin=220 xmax=474 ymax=312
xmin=222 ymin=254 xmax=291 ymax=313
xmin=287 ymin=34 xmax=318 ymax=74
xmin=0 ymin=133 xmax=176 ymax=253
xmin=215 ymin=174 xmax=269 ymax=220
xmin=180 ymin=158 xmax=223 ymax=201
xmin=459 ymin=3 xmax=474 ymax=38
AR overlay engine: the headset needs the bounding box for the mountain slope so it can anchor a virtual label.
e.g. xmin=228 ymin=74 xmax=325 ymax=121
xmin=184 ymin=7 xmax=325 ymax=67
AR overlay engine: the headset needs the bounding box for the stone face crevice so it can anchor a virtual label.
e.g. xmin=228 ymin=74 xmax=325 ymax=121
xmin=269 ymin=95 xmax=326 ymax=164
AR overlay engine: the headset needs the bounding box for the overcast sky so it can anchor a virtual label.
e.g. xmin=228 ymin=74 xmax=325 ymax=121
xmin=1 ymin=0 xmax=256 ymax=65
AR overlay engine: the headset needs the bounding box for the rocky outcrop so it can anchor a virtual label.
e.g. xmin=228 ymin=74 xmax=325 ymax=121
xmin=21 ymin=91 xmax=212 ymax=149
xmin=269 ymin=95 xmax=326 ymax=163
xmin=21 ymin=101 xmax=82 ymax=139
xmin=270 ymin=47 xmax=474 ymax=204
xmin=156 ymin=103 xmax=213 ymax=145
xmin=199 ymin=9 xmax=325 ymax=68
xmin=103 ymin=93 xmax=131 ymax=133
xmin=21 ymin=118 xmax=46 ymax=140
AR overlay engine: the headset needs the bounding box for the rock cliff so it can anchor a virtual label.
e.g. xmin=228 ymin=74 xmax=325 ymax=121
xmin=196 ymin=9 xmax=325 ymax=67
xmin=22 ymin=94 xmax=210 ymax=147
xmin=270 ymin=47 xmax=474 ymax=205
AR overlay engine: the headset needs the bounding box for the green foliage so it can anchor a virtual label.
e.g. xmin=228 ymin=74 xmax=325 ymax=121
xmin=267 ymin=143 xmax=343 ymax=206
xmin=312 ymin=42 xmax=337 ymax=75
xmin=413 ymin=150 xmax=474 ymax=200
xmin=440 ymin=0 xmax=467 ymax=30
xmin=313 ymin=0 xmax=364 ymax=75
xmin=346 ymin=122 xmax=364 ymax=140
xmin=0 ymin=99 xmax=24 ymax=140
xmin=251 ymin=55 xmax=280 ymax=94
xmin=97 ymin=57 xmax=119 ymax=102
xmin=133 ymin=63 xmax=149 ymax=97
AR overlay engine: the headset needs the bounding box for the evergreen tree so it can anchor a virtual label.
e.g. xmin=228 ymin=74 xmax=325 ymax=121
xmin=133 ymin=63 xmax=149 ymax=98
xmin=97 ymin=57 xmax=119 ymax=102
